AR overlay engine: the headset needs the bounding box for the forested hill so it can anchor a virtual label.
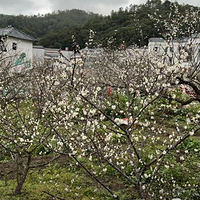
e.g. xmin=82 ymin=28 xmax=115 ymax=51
xmin=0 ymin=9 xmax=97 ymax=49
xmin=0 ymin=0 xmax=199 ymax=50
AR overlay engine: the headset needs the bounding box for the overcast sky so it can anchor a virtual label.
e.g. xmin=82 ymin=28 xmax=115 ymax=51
xmin=0 ymin=0 xmax=199 ymax=16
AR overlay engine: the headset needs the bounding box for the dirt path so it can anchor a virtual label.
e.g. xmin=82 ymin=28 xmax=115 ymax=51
xmin=0 ymin=155 xmax=69 ymax=180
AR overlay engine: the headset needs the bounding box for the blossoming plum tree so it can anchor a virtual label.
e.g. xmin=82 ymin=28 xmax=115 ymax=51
xmin=0 ymin=3 xmax=200 ymax=199
xmin=44 ymin=7 xmax=200 ymax=199
xmin=0 ymin=60 xmax=69 ymax=194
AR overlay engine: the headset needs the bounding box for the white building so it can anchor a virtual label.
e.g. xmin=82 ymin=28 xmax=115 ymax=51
xmin=148 ymin=35 xmax=200 ymax=66
xmin=0 ymin=26 xmax=37 ymax=67
xmin=33 ymin=46 xmax=75 ymax=62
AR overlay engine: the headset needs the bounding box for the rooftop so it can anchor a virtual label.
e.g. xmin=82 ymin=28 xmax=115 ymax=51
xmin=33 ymin=45 xmax=44 ymax=49
xmin=0 ymin=26 xmax=37 ymax=42
xmin=149 ymin=37 xmax=165 ymax=42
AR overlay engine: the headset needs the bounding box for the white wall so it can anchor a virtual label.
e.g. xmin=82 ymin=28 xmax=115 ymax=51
xmin=148 ymin=39 xmax=185 ymax=64
xmin=33 ymin=47 xmax=45 ymax=59
xmin=4 ymin=37 xmax=33 ymax=67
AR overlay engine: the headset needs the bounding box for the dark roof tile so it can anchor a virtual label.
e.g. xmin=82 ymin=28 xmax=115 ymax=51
xmin=0 ymin=27 xmax=37 ymax=42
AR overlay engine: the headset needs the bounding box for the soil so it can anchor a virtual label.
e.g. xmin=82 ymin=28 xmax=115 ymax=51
xmin=0 ymin=155 xmax=69 ymax=180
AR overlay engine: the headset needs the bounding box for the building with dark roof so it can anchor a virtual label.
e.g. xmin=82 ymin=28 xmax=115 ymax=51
xmin=0 ymin=26 xmax=37 ymax=67
xmin=0 ymin=27 xmax=37 ymax=42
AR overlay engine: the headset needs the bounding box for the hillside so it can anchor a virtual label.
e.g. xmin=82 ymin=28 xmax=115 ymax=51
xmin=0 ymin=0 xmax=199 ymax=49
xmin=0 ymin=9 xmax=97 ymax=49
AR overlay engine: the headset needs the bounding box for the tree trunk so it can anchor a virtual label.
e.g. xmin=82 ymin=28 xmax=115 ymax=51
xmin=14 ymin=154 xmax=31 ymax=195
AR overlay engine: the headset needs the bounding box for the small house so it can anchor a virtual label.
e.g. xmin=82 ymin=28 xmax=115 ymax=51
xmin=0 ymin=26 xmax=37 ymax=67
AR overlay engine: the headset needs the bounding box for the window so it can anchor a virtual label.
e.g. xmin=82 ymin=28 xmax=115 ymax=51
xmin=153 ymin=46 xmax=158 ymax=52
xmin=12 ymin=42 xmax=17 ymax=50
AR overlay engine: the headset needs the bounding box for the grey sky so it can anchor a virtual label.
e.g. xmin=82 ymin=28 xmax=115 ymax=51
xmin=0 ymin=0 xmax=199 ymax=16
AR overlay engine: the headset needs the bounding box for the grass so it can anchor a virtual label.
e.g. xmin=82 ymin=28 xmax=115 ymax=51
xmin=0 ymin=163 xmax=112 ymax=200
xmin=0 ymin=157 xmax=139 ymax=200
